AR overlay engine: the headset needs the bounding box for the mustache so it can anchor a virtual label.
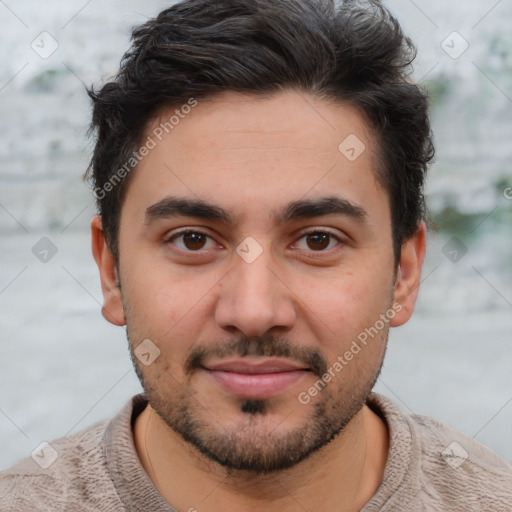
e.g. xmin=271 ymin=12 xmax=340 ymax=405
xmin=184 ymin=335 xmax=328 ymax=378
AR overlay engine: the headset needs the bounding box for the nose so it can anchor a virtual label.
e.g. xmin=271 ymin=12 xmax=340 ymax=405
xmin=214 ymin=248 xmax=297 ymax=337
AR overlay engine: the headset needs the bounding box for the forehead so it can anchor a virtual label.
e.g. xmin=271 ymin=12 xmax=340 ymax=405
xmin=121 ymin=90 xmax=388 ymax=229
xmin=148 ymin=91 xmax=375 ymax=160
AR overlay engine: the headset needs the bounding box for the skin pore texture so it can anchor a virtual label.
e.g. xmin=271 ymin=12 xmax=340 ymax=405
xmin=91 ymin=90 xmax=426 ymax=512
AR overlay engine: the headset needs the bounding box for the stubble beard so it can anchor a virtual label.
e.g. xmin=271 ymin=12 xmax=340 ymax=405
xmin=127 ymin=325 xmax=387 ymax=474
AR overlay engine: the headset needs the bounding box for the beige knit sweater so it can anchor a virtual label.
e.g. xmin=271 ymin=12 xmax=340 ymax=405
xmin=1 ymin=393 xmax=511 ymax=511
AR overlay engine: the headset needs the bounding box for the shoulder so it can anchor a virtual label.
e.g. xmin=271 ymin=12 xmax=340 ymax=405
xmin=368 ymin=392 xmax=512 ymax=511
xmin=0 ymin=395 xmax=144 ymax=512
xmin=412 ymin=412 xmax=511 ymax=471
xmin=411 ymin=413 xmax=512 ymax=509
xmin=0 ymin=418 xmax=113 ymax=511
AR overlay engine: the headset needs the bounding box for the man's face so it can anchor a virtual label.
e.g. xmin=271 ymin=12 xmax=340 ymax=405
xmin=100 ymin=90 xmax=415 ymax=473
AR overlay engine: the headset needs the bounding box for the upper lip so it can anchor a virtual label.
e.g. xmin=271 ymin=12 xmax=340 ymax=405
xmin=203 ymin=358 xmax=309 ymax=374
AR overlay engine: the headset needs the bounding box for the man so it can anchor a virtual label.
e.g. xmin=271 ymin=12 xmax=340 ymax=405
xmin=1 ymin=0 xmax=511 ymax=510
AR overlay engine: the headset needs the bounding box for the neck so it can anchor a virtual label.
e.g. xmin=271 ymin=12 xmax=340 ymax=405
xmin=133 ymin=401 xmax=389 ymax=512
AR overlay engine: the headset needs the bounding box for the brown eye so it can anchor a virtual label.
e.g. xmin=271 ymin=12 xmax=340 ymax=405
xmin=293 ymin=230 xmax=342 ymax=253
xmin=182 ymin=232 xmax=207 ymax=250
xmin=306 ymin=232 xmax=331 ymax=251
xmin=167 ymin=230 xmax=215 ymax=252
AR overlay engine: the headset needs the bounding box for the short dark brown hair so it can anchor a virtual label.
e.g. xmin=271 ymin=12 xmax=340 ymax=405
xmin=86 ymin=0 xmax=434 ymax=264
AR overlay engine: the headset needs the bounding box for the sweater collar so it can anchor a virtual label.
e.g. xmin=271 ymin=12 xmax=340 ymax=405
xmin=103 ymin=391 xmax=418 ymax=511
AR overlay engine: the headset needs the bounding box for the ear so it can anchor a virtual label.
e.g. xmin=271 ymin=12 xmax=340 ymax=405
xmin=91 ymin=216 xmax=126 ymax=326
xmin=390 ymin=221 xmax=427 ymax=327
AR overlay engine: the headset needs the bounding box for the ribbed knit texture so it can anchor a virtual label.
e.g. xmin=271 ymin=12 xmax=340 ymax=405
xmin=1 ymin=393 xmax=511 ymax=511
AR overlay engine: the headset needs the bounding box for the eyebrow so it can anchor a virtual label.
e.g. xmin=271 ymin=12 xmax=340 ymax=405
xmin=145 ymin=195 xmax=367 ymax=226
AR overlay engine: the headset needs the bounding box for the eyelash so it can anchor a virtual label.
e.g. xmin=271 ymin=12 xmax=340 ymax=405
xmin=165 ymin=228 xmax=344 ymax=256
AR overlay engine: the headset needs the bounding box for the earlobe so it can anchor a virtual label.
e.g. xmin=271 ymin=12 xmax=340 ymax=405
xmin=91 ymin=216 xmax=126 ymax=326
xmin=390 ymin=222 xmax=427 ymax=327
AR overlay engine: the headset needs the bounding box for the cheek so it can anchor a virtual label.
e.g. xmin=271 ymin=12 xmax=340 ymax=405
xmin=121 ymin=265 xmax=220 ymax=375
xmin=120 ymin=255 xmax=199 ymax=326
xmin=296 ymin=269 xmax=393 ymax=375
xmin=304 ymin=267 xmax=393 ymax=329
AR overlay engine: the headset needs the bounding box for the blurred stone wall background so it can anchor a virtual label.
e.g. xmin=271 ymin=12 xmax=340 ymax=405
xmin=1 ymin=0 xmax=511 ymax=468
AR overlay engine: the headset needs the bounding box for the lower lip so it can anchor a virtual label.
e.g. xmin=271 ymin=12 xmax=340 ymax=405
xmin=206 ymin=370 xmax=309 ymax=399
